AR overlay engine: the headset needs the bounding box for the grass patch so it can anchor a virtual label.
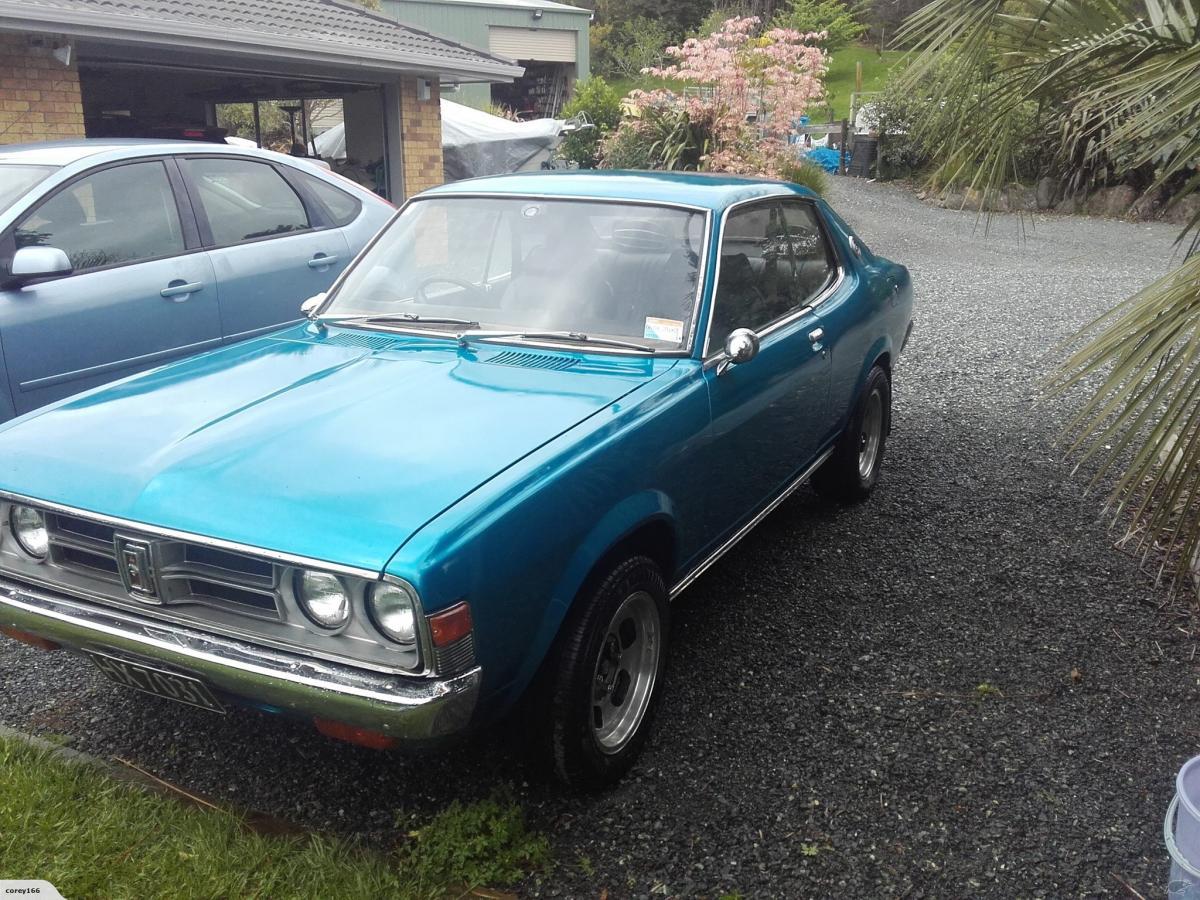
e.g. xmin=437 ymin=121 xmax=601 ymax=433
xmin=822 ymin=44 xmax=904 ymax=121
xmin=0 ymin=735 xmax=548 ymax=898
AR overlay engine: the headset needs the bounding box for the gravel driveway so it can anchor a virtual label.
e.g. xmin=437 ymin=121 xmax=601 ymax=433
xmin=2 ymin=179 xmax=1197 ymax=898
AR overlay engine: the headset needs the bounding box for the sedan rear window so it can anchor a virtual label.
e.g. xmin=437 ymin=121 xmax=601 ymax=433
xmin=0 ymin=164 xmax=57 ymax=215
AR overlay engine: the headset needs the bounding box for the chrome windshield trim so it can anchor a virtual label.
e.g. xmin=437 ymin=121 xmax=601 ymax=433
xmin=0 ymin=491 xmax=379 ymax=581
xmin=316 ymin=192 xmax=714 ymax=357
xmin=669 ymin=446 xmax=834 ymax=599
xmin=700 ymin=195 xmax=848 ymax=359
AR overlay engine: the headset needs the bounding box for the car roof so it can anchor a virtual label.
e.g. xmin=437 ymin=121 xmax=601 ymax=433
xmin=0 ymin=139 xmax=318 ymax=169
xmin=422 ymin=170 xmax=817 ymax=212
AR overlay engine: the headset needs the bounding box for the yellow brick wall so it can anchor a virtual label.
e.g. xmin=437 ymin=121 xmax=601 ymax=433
xmin=400 ymin=76 xmax=444 ymax=197
xmin=0 ymin=31 xmax=85 ymax=144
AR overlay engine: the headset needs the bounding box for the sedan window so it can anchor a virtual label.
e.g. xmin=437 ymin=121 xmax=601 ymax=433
xmin=292 ymin=170 xmax=362 ymax=228
xmin=707 ymin=202 xmax=802 ymax=353
xmin=780 ymin=201 xmax=837 ymax=303
xmin=0 ymin=164 xmax=57 ymax=215
xmin=185 ymin=158 xmax=310 ymax=246
xmin=15 ymin=161 xmax=184 ymax=271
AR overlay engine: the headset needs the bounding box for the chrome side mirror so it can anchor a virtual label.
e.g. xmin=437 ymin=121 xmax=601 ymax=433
xmin=301 ymin=293 xmax=326 ymax=319
xmin=10 ymin=246 xmax=72 ymax=284
xmin=717 ymin=328 xmax=760 ymax=376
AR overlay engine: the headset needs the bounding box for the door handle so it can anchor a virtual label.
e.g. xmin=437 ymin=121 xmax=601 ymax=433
xmin=808 ymin=328 xmax=825 ymax=344
xmin=307 ymin=255 xmax=339 ymax=270
xmin=160 ymin=281 xmax=203 ymax=301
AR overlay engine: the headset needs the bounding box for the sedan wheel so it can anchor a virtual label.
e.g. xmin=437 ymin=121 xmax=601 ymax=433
xmin=813 ymin=364 xmax=891 ymax=503
xmin=592 ymin=590 xmax=661 ymax=755
xmin=530 ymin=555 xmax=669 ymax=789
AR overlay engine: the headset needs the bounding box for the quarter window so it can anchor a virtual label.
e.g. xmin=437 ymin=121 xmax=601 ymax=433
xmin=780 ymin=201 xmax=836 ymax=302
xmin=294 ymin=170 xmax=362 ymax=227
xmin=707 ymin=202 xmax=801 ymax=353
xmin=15 ymin=161 xmax=185 ymax=271
xmin=185 ymin=158 xmax=310 ymax=246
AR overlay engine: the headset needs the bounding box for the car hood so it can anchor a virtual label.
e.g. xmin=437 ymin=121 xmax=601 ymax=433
xmin=0 ymin=326 xmax=677 ymax=572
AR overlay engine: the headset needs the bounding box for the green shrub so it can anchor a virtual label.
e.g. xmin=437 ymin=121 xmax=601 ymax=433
xmin=867 ymin=59 xmax=1053 ymax=183
xmin=600 ymin=105 xmax=710 ymax=171
xmin=773 ymin=0 xmax=867 ymax=50
xmin=558 ymin=77 xmax=624 ymax=169
xmin=779 ymin=157 xmax=830 ymax=195
xmin=591 ymin=16 xmax=673 ymax=81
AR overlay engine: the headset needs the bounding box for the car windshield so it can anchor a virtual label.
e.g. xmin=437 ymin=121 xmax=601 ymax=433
xmin=0 ymin=164 xmax=57 ymax=216
xmin=326 ymin=196 xmax=708 ymax=352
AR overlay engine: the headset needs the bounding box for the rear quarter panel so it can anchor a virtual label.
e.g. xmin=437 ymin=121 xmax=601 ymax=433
xmin=816 ymin=200 xmax=913 ymax=433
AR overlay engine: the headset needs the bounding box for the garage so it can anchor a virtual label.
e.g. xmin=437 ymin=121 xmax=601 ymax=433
xmin=0 ymin=0 xmax=523 ymax=200
xmin=377 ymin=0 xmax=591 ymax=117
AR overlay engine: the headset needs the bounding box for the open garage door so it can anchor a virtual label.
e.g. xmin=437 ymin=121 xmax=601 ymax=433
xmin=488 ymin=27 xmax=577 ymax=64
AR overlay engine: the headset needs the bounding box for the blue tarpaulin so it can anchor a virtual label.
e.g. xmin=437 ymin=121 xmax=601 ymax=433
xmin=804 ymin=146 xmax=844 ymax=173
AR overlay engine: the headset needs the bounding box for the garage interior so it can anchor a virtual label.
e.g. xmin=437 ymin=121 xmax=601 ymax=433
xmin=488 ymin=26 xmax=578 ymax=118
xmin=78 ymin=61 xmax=389 ymax=197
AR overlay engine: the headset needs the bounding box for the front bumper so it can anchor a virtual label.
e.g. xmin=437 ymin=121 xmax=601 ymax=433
xmin=0 ymin=577 xmax=481 ymax=742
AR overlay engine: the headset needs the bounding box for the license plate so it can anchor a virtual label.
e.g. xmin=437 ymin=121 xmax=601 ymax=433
xmin=87 ymin=650 xmax=225 ymax=714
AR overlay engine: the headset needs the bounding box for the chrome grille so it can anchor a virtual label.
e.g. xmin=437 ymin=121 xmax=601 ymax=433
xmin=45 ymin=515 xmax=282 ymax=620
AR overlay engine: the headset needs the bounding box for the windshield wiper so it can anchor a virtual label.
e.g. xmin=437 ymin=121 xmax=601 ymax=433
xmin=319 ymin=313 xmax=481 ymax=329
xmin=457 ymin=330 xmax=656 ymax=354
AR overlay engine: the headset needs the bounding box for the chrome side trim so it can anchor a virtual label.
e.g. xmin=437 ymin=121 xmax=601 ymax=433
xmin=0 ymin=578 xmax=480 ymax=740
xmin=0 ymin=491 xmax=378 ymax=581
xmin=316 ymin=192 xmax=714 ymax=357
xmin=701 ymin=195 xmax=848 ymax=359
xmin=669 ymin=447 xmax=834 ymax=599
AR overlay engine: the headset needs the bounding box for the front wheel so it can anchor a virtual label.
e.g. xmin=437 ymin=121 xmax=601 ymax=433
xmin=532 ymin=556 xmax=669 ymax=790
xmin=813 ymin=365 xmax=891 ymax=503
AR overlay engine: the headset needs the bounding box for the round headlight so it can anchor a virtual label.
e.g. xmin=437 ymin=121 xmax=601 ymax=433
xmin=296 ymin=570 xmax=350 ymax=629
xmin=370 ymin=583 xmax=418 ymax=646
xmin=9 ymin=506 xmax=48 ymax=559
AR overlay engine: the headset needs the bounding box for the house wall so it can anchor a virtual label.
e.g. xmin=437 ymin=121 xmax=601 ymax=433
xmin=0 ymin=31 xmax=85 ymax=144
xmin=380 ymin=0 xmax=590 ymax=109
xmin=399 ymin=75 xmax=444 ymax=196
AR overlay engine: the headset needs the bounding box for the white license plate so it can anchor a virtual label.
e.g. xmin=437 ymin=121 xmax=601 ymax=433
xmin=87 ymin=650 xmax=225 ymax=714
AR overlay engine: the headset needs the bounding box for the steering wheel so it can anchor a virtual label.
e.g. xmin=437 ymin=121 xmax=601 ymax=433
xmin=416 ymin=275 xmax=483 ymax=306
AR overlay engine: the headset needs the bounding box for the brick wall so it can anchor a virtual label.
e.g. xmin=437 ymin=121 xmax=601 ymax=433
xmin=400 ymin=75 xmax=443 ymax=197
xmin=0 ymin=32 xmax=85 ymax=144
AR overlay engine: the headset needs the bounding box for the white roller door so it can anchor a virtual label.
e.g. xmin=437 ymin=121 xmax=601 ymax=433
xmin=489 ymin=26 xmax=577 ymax=63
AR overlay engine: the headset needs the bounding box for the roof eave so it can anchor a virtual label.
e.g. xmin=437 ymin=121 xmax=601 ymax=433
xmin=0 ymin=4 xmax=524 ymax=82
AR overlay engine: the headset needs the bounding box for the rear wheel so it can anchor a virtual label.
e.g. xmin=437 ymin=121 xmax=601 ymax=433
xmin=813 ymin=365 xmax=891 ymax=503
xmin=531 ymin=556 xmax=669 ymax=790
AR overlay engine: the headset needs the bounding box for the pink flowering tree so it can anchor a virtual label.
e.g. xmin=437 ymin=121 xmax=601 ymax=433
xmin=604 ymin=17 xmax=827 ymax=177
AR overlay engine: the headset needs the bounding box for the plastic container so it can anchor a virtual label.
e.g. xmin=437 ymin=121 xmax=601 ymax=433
xmin=1165 ymin=756 xmax=1200 ymax=898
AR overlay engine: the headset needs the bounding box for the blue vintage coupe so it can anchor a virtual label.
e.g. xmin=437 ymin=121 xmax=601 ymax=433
xmin=0 ymin=172 xmax=912 ymax=787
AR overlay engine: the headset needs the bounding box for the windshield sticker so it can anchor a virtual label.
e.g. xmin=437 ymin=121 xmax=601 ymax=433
xmin=644 ymin=317 xmax=684 ymax=343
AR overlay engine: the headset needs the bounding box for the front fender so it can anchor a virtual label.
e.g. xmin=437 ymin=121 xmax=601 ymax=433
xmin=511 ymin=491 xmax=678 ymax=695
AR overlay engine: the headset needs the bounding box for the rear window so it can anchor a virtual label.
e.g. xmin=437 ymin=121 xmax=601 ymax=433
xmin=295 ymin=170 xmax=362 ymax=227
xmin=0 ymin=164 xmax=57 ymax=215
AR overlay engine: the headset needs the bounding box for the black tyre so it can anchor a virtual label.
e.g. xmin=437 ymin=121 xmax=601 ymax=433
xmin=812 ymin=365 xmax=891 ymax=503
xmin=531 ymin=555 xmax=669 ymax=790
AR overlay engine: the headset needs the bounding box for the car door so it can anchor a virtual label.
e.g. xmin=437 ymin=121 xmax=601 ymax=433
xmin=702 ymin=199 xmax=833 ymax=538
xmin=179 ymin=156 xmax=352 ymax=343
xmin=0 ymin=157 xmax=221 ymax=416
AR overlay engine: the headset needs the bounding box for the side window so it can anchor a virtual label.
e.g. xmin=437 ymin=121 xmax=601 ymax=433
xmin=708 ymin=202 xmax=799 ymax=353
xmin=781 ymin=201 xmax=836 ymax=302
xmin=293 ymin=170 xmax=362 ymax=227
xmin=184 ymin=158 xmax=310 ymax=246
xmin=15 ymin=161 xmax=184 ymax=271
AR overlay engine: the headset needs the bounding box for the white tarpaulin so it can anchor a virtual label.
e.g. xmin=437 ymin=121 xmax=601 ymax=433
xmin=313 ymin=99 xmax=567 ymax=181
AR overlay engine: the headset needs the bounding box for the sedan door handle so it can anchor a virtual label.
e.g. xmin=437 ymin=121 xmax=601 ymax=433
xmin=307 ymin=255 xmax=339 ymax=270
xmin=808 ymin=328 xmax=825 ymax=344
xmin=160 ymin=281 xmax=203 ymax=301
